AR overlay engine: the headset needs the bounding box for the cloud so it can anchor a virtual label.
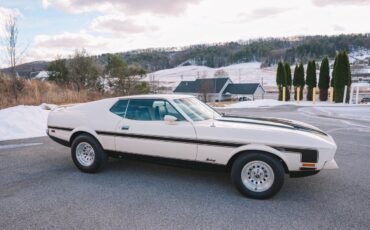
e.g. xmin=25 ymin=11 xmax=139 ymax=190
xmin=47 ymin=0 xmax=202 ymax=15
xmin=0 ymin=7 xmax=22 ymax=38
xmin=42 ymin=0 xmax=50 ymax=9
xmin=312 ymin=0 xmax=370 ymax=7
xmin=0 ymin=6 xmax=21 ymax=21
xmin=30 ymin=32 xmax=111 ymax=60
xmin=33 ymin=32 xmax=108 ymax=50
xmin=236 ymin=7 xmax=291 ymax=22
xmin=90 ymin=15 xmax=158 ymax=34
xmin=333 ymin=25 xmax=345 ymax=31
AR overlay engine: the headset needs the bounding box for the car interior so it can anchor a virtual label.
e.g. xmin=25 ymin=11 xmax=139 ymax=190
xmin=125 ymin=99 xmax=185 ymax=121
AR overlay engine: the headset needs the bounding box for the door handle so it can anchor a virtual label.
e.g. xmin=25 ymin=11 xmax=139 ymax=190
xmin=121 ymin=125 xmax=130 ymax=130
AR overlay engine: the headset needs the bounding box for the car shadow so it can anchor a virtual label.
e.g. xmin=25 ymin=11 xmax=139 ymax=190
xmin=101 ymin=157 xmax=328 ymax=201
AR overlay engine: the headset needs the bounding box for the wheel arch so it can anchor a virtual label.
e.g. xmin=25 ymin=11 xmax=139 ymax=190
xmin=226 ymin=145 xmax=290 ymax=173
xmin=69 ymin=128 xmax=102 ymax=147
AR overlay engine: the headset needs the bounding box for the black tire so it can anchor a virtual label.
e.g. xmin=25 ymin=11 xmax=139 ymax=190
xmin=231 ymin=152 xmax=285 ymax=199
xmin=71 ymin=134 xmax=108 ymax=173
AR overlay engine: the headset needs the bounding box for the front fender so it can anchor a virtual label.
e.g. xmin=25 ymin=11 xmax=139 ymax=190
xmin=228 ymin=144 xmax=293 ymax=171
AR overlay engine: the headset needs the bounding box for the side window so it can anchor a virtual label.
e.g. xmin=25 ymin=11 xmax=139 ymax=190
xmin=126 ymin=99 xmax=153 ymax=121
xmin=110 ymin=100 xmax=128 ymax=117
xmin=125 ymin=99 xmax=185 ymax=121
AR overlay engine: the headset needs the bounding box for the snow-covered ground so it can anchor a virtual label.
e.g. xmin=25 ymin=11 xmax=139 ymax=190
xmin=311 ymin=106 xmax=370 ymax=122
xmin=221 ymin=99 xmax=370 ymax=122
xmin=144 ymin=49 xmax=370 ymax=93
xmin=0 ymin=104 xmax=56 ymax=141
xmin=222 ymin=99 xmax=370 ymax=109
xmin=144 ymin=62 xmax=277 ymax=91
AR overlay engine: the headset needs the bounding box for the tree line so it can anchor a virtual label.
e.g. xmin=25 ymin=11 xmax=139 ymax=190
xmin=105 ymin=34 xmax=370 ymax=72
xmin=276 ymin=51 xmax=352 ymax=103
xmin=47 ymin=50 xmax=150 ymax=96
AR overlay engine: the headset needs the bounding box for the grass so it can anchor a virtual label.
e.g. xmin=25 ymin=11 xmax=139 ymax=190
xmin=0 ymin=75 xmax=112 ymax=109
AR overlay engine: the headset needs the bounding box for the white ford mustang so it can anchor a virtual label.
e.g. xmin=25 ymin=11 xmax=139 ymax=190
xmin=47 ymin=94 xmax=338 ymax=199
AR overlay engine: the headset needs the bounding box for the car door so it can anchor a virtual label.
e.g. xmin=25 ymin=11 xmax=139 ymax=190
xmin=115 ymin=98 xmax=197 ymax=160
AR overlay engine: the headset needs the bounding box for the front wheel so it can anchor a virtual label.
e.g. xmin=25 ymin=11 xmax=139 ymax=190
xmin=71 ymin=134 xmax=108 ymax=173
xmin=231 ymin=152 xmax=285 ymax=199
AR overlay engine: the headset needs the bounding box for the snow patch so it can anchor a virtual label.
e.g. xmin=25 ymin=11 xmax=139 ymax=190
xmin=0 ymin=105 xmax=54 ymax=141
xmin=222 ymin=99 xmax=370 ymax=109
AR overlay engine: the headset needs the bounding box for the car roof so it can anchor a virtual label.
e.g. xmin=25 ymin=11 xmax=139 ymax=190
xmin=115 ymin=94 xmax=195 ymax=100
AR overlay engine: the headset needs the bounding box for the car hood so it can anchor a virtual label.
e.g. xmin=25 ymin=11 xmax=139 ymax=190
xmin=216 ymin=115 xmax=327 ymax=136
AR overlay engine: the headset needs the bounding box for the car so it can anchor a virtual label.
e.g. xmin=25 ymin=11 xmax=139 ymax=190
xmin=47 ymin=94 xmax=338 ymax=199
xmin=360 ymin=97 xmax=370 ymax=104
xmin=238 ymin=96 xmax=252 ymax=101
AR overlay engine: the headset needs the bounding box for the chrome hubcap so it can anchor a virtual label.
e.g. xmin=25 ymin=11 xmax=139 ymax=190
xmin=76 ymin=142 xmax=95 ymax=167
xmin=241 ymin=161 xmax=275 ymax=192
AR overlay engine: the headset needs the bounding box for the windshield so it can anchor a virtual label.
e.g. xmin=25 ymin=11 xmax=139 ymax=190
xmin=173 ymin=97 xmax=221 ymax=121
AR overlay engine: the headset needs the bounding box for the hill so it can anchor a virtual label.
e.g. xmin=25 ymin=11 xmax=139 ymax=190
xmin=1 ymin=61 xmax=48 ymax=78
xmin=2 ymin=34 xmax=370 ymax=77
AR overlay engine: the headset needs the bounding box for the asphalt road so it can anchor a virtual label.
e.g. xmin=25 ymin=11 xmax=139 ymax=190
xmin=1 ymin=106 xmax=370 ymax=230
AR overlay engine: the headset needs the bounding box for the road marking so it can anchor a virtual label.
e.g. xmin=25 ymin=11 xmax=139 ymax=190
xmin=0 ymin=143 xmax=43 ymax=150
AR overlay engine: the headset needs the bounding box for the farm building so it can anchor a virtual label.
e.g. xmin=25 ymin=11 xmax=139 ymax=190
xmin=173 ymin=77 xmax=265 ymax=102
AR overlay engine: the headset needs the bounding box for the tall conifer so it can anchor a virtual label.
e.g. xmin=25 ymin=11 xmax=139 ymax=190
xmin=318 ymin=57 xmax=330 ymax=101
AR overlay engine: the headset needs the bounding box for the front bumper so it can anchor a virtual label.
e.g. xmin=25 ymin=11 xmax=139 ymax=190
xmin=323 ymin=159 xmax=338 ymax=169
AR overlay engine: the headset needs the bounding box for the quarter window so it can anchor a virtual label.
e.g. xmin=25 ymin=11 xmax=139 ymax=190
xmin=110 ymin=99 xmax=129 ymax=117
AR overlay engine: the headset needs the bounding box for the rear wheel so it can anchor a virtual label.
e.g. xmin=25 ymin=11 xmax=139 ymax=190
xmin=231 ymin=152 xmax=284 ymax=199
xmin=71 ymin=134 xmax=108 ymax=173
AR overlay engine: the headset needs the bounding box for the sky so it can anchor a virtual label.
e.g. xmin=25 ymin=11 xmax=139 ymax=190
xmin=0 ymin=0 xmax=370 ymax=66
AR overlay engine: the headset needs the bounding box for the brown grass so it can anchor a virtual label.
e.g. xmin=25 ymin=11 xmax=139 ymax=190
xmin=0 ymin=76 xmax=113 ymax=109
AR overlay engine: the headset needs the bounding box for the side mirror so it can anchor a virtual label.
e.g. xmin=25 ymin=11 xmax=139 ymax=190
xmin=164 ymin=115 xmax=177 ymax=124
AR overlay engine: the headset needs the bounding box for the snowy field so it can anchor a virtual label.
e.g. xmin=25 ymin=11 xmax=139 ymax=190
xmin=143 ymin=49 xmax=370 ymax=92
xmin=1 ymin=100 xmax=369 ymax=141
xmin=143 ymin=62 xmax=277 ymax=91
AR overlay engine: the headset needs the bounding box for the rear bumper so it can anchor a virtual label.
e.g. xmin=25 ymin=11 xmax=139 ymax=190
xmin=47 ymin=129 xmax=70 ymax=147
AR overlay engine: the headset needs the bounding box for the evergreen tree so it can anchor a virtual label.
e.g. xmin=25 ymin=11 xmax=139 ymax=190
xmin=293 ymin=64 xmax=299 ymax=100
xmin=105 ymin=54 xmax=147 ymax=95
xmin=330 ymin=55 xmax=337 ymax=100
xmin=333 ymin=51 xmax=351 ymax=103
xmin=47 ymin=58 xmax=69 ymax=84
xmin=318 ymin=57 xmax=330 ymax=101
xmin=284 ymin=62 xmax=292 ymax=101
xmin=306 ymin=60 xmax=317 ymax=101
xmin=293 ymin=64 xmax=305 ymax=100
xmin=68 ymin=49 xmax=101 ymax=92
xmin=276 ymin=62 xmax=287 ymax=101
xmin=298 ymin=63 xmax=305 ymax=100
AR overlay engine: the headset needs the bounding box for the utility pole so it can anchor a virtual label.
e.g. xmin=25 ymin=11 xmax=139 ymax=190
xmin=238 ymin=69 xmax=241 ymax=83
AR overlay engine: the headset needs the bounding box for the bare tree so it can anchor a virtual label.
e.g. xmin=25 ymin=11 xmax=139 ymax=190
xmin=214 ymin=69 xmax=228 ymax=77
xmin=2 ymin=15 xmax=26 ymax=101
xmin=199 ymin=79 xmax=214 ymax=102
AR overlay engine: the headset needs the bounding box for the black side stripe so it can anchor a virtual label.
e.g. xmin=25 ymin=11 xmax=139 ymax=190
xmin=220 ymin=115 xmax=327 ymax=136
xmin=48 ymin=126 xmax=73 ymax=131
xmin=217 ymin=119 xmax=294 ymax=130
xmin=96 ymin=130 xmax=318 ymax=163
xmin=96 ymin=131 xmax=242 ymax=147
xmin=47 ymin=126 xmax=318 ymax=163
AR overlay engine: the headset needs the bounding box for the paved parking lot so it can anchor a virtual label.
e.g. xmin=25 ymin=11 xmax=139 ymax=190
xmin=1 ymin=106 xmax=370 ymax=229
